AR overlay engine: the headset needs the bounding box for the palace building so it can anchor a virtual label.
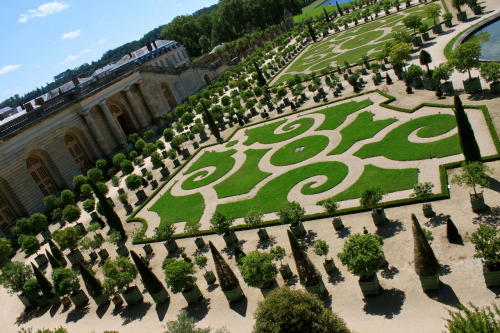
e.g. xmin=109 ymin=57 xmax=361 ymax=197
xmin=0 ymin=40 xmax=229 ymax=230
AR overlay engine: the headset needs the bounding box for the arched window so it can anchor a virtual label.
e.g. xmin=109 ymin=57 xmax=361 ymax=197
xmin=26 ymin=156 xmax=59 ymax=196
xmin=0 ymin=193 xmax=17 ymax=230
xmin=161 ymin=83 xmax=177 ymax=108
xmin=65 ymin=134 xmax=91 ymax=172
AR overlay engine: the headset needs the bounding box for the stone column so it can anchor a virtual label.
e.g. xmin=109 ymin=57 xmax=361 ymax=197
xmin=81 ymin=111 xmax=111 ymax=155
xmin=124 ymin=87 xmax=148 ymax=128
xmin=99 ymin=101 xmax=127 ymax=143
xmin=137 ymin=81 xmax=165 ymax=119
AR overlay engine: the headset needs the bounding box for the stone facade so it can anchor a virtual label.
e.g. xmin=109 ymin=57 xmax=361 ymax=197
xmin=0 ymin=41 xmax=229 ymax=230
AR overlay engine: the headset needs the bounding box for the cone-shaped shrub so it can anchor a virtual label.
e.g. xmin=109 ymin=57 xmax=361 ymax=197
xmin=412 ymin=214 xmax=440 ymax=276
xmin=287 ymin=230 xmax=321 ymax=287
xmin=336 ymin=1 xmax=343 ymax=15
xmin=48 ymin=238 xmax=66 ymax=265
xmin=306 ymin=22 xmax=317 ymax=43
xmin=254 ymin=61 xmax=266 ymax=86
xmin=46 ymin=249 xmax=61 ymax=269
xmin=77 ymin=261 xmax=104 ymax=298
xmin=201 ymin=101 xmax=220 ymax=141
xmin=131 ymin=250 xmax=166 ymax=295
xmin=454 ymin=93 xmax=481 ymax=162
xmin=209 ymin=241 xmax=239 ymax=292
xmin=235 ymin=246 xmax=247 ymax=264
xmin=446 ymin=217 xmax=462 ymax=244
xmin=88 ymin=179 xmax=125 ymax=236
xmin=31 ymin=262 xmax=56 ymax=299
xmin=323 ymin=8 xmax=330 ymax=22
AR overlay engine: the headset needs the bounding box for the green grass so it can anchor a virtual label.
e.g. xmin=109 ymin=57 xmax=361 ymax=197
xmin=329 ymin=112 xmax=398 ymax=155
xmin=315 ymin=99 xmax=374 ymax=131
xmin=244 ymin=117 xmax=315 ymax=146
xmin=330 ymin=164 xmax=419 ymax=202
xmin=181 ymin=150 xmax=237 ymax=190
xmin=217 ymin=161 xmax=349 ymax=218
xmin=150 ymin=185 xmax=205 ymax=225
xmin=330 ymin=42 xmax=386 ymax=65
xmin=226 ymin=140 xmax=238 ymax=147
xmin=214 ymin=149 xmax=272 ymax=198
xmin=354 ymin=114 xmax=461 ymax=161
xmin=270 ymin=135 xmax=330 ymax=166
xmin=340 ymin=30 xmax=385 ymax=50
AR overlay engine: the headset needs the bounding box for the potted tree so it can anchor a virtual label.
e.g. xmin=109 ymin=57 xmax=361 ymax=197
xmin=424 ymin=3 xmax=442 ymax=33
xmin=21 ymin=278 xmax=40 ymax=308
xmin=184 ymin=221 xmax=205 ymax=248
xmin=77 ymin=261 xmax=108 ymax=306
xmin=287 ymin=230 xmax=325 ymax=295
xmin=361 ymin=186 xmax=386 ymax=225
xmin=412 ymin=214 xmax=441 ymax=290
xmin=0 ymin=262 xmax=36 ymax=307
xmin=244 ymin=210 xmax=267 ymax=240
xmin=452 ymin=0 xmax=467 ymax=21
xmin=410 ymin=182 xmax=435 ymax=217
xmin=450 ymin=41 xmax=482 ymax=94
xmin=52 ymin=267 xmax=89 ymax=307
xmin=443 ymin=12 xmax=453 ymax=28
xmin=131 ymin=251 xmax=169 ymax=304
xmin=480 ymin=63 xmax=500 ymax=94
xmin=406 ymin=64 xmax=425 ymax=88
xmin=470 ymin=224 xmax=500 ymax=287
xmin=107 ymin=229 xmax=128 ymax=257
xmin=194 ymin=255 xmax=216 ymax=284
xmin=338 ymin=233 xmax=385 ymax=296
xmin=155 ymin=222 xmax=178 ymax=252
xmin=19 ymin=235 xmax=45 ymax=266
xmin=270 ymin=246 xmax=292 ymax=279
xmin=125 ymin=174 xmax=147 ymax=201
xmin=451 ymin=162 xmax=490 ymax=211
xmin=313 ymin=240 xmax=336 ymax=274
xmin=278 ymin=201 xmax=306 ymax=237
xmin=103 ymin=256 xmax=141 ymax=306
xmin=209 ymin=241 xmax=243 ymax=302
xmin=53 ymin=226 xmax=84 ymax=265
xmin=240 ymin=250 xmax=278 ymax=297
xmin=433 ymin=62 xmax=454 ymax=93
xmin=210 ymin=211 xmax=238 ymax=246
xmin=320 ymin=198 xmax=343 ymax=230
xmin=163 ymin=259 xmax=202 ymax=303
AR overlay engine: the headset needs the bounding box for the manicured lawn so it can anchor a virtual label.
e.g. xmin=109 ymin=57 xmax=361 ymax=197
xmin=314 ymin=99 xmax=374 ymax=131
xmin=329 ymin=111 xmax=397 ymax=155
xmin=214 ymin=149 xmax=272 ymax=198
xmin=354 ymin=114 xmax=461 ymax=161
xmin=329 ymin=164 xmax=419 ymax=202
xmin=340 ymin=30 xmax=385 ymax=50
xmin=270 ymin=135 xmax=330 ymax=166
xmin=181 ymin=150 xmax=237 ymax=190
xmin=217 ymin=161 xmax=349 ymax=218
xmin=226 ymin=140 xmax=238 ymax=147
xmin=244 ymin=117 xmax=315 ymax=145
xmin=150 ymin=185 xmax=205 ymax=226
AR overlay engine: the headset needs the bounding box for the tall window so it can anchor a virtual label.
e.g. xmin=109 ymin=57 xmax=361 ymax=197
xmin=65 ymin=134 xmax=90 ymax=172
xmin=0 ymin=193 xmax=17 ymax=230
xmin=26 ymin=156 xmax=58 ymax=196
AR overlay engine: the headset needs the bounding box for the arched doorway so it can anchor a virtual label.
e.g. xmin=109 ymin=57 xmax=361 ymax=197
xmin=65 ymin=134 xmax=91 ymax=172
xmin=109 ymin=104 xmax=134 ymax=137
xmin=204 ymin=74 xmax=211 ymax=85
xmin=161 ymin=82 xmax=177 ymax=108
xmin=26 ymin=156 xmax=59 ymax=196
xmin=0 ymin=192 xmax=18 ymax=230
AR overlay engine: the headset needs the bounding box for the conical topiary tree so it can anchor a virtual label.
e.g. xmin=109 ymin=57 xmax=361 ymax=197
xmin=77 ymin=260 xmax=104 ymax=299
xmin=46 ymin=249 xmax=61 ymax=269
xmin=48 ymin=238 xmax=66 ymax=266
xmin=31 ymin=262 xmax=56 ymax=299
xmin=88 ymin=179 xmax=125 ymax=236
xmin=336 ymin=1 xmax=344 ymax=15
xmin=454 ymin=93 xmax=481 ymax=162
xmin=323 ymin=8 xmax=330 ymax=22
xmin=209 ymin=241 xmax=240 ymax=292
xmin=234 ymin=246 xmax=247 ymax=265
xmin=287 ymin=230 xmax=321 ymax=287
xmin=412 ymin=214 xmax=440 ymax=277
xmin=446 ymin=217 xmax=462 ymax=244
xmin=201 ymin=101 xmax=221 ymax=141
xmin=253 ymin=61 xmax=267 ymax=87
xmin=306 ymin=22 xmax=317 ymax=43
xmin=130 ymin=250 xmax=167 ymax=296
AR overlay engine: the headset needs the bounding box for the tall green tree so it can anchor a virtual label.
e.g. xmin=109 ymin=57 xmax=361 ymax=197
xmin=88 ymin=179 xmax=125 ymax=236
xmin=131 ymin=250 xmax=167 ymax=295
xmin=46 ymin=250 xmax=62 ymax=270
xmin=253 ymin=61 xmax=267 ymax=86
xmin=306 ymin=22 xmax=317 ymax=43
xmin=77 ymin=261 xmax=104 ymax=299
xmin=209 ymin=241 xmax=240 ymax=292
xmin=201 ymin=101 xmax=221 ymax=141
xmin=287 ymin=230 xmax=321 ymax=287
xmin=412 ymin=214 xmax=440 ymax=277
xmin=31 ymin=263 xmax=57 ymax=299
xmin=450 ymin=42 xmax=481 ymax=80
xmin=48 ymin=238 xmax=66 ymax=266
xmin=453 ymin=93 xmax=481 ymax=162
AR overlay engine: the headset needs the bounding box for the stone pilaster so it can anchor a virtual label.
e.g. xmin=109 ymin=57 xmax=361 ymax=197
xmin=137 ymin=82 xmax=164 ymax=118
xmin=81 ymin=111 xmax=111 ymax=155
xmin=99 ymin=101 xmax=127 ymax=143
xmin=124 ymin=87 xmax=148 ymax=128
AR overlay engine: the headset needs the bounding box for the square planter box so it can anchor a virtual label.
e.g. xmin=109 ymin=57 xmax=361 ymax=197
xmin=420 ymin=275 xmax=440 ymax=291
xmin=483 ymin=269 xmax=500 ymax=287
xmin=260 ymin=280 xmax=278 ymax=297
xmin=47 ymin=295 xmax=61 ymax=306
xmin=472 ymin=6 xmax=482 ymax=15
xmin=150 ymin=287 xmax=169 ymax=304
xmin=111 ymin=295 xmax=124 ymax=306
xmin=423 ymin=203 xmax=434 ymax=217
xmin=150 ymin=180 xmax=158 ymax=189
xmin=160 ymin=168 xmax=170 ymax=178
xmin=223 ymin=285 xmax=243 ymax=302
xmin=332 ymin=217 xmax=344 ymax=230
xmin=323 ymin=259 xmax=336 ymax=274
xmin=98 ymin=249 xmax=109 ymax=260
xmin=257 ymin=228 xmax=269 ymax=240
xmin=343 ymin=73 xmax=349 ymax=80
xmin=122 ymin=286 xmax=143 ymax=305
xmin=88 ymin=251 xmax=98 ymax=261
xmin=70 ymin=289 xmax=89 ymax=307
xmin=35 ymin=295 xmax=49 ymax=307
xmin=194 ymin=237 xmax=206 ymax=249
xmin=204 ymin=270 xmax=217 ymax=284
xmin=422 ymin=32 xmax=431 ymax=41
xmin=423 ymin=77 xmax=437 ymax=90
xmin=41 ymin=229 xmax=51 ymax=241
xmin=371 ymin=208 xmax=386 ymax=226
xmin=290 ymin=222 xmax=306 ymax=237
xmin=361 ymin=68 xmax=369 ymax=75
xmin=143 ymin=244 xmax=153 ymax=255
xmin=125 ymin=204 xmax=133 ymax=214
xmin=136 ymin=190 xmax=147 ymax=201
xmin=67 ymin=250 xmax=83 ymax=265
xmin=182 ymin=284 xmax=202 ymax=303
xmin=91 ymin=293 xmax=109 ymax=306
xmin=279 ymin=263 xmax=293 ymax=279
xmin=457 ymin=12 xmax=467 ymax=21
xmin=413 ymin=78 xmax=424 ymax=88
xmin=117 ymin=188 xmax=125 ymax=195
xmin=223 ymin=231 xmax=238 ymax=246
xmin=463 ymin=78 xmax=482 ymax=94
xmin=173 ymin=159 xmax=181 ymax=168
xmin=164 ymin=239 xmax=178 ymax=252
xmin=94 ymin=233 xmax=104 ymax=243
xmin=116 ymin=246 xmax=129 ymax=257
xmin=490 ymin=82 xmax=500 ymax=94
xmin=444 ymin=20 xmax=452 ymax=28
xmin=359 ymin=274 xmax=380 ymax=296
xmin=18 ymin=292 xmax=38 ymax=308
xmin=305 ymin=279 xmax=325 ymax=295
xmin=140 ymin=168 xmax=147 ymax=176
xmin=441 ymin=81 xmax=454 ymax=93
xmin=34 ymin=254 xmax=48 ymax=267
xmin=470 ymin=193 xmax=485 ymax=211
xmin=432 ymin=24 xmax=442 ymax=34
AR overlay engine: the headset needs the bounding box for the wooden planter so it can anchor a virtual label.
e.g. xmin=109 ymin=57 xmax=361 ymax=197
xmin=111 ymin=294 xmax=124 ymax=306
xmin=182 ymin=284 xmax=202 ymax=303
xmin=423 ymin=203 xmax=434 ymax=217
xmin=444 ymin=20 xmax=452 ymax=28
xmin=423 ymin=77 xmax=437 ymax=90
xmin=359 ymin=274 xmax=380 ymax=296
xmin=422 ymin=32 xmax=431 ymax=41
xmin=432 ymin=24 xmax=442 ymax=34
xmin=88 ymin=251 xmax=98 ymax=261
xmin=419 ymin=275 xmax=440 ymax=291
xmin=279 ymin=263 xmax=293 ymax=279
xmin=413 ymin=36 xmax=423 ymax=46
xmin=160 ymin=168 xmax=170 ymax=178
xmin=143 ymin=244 xmax=153 ymax=255
xmin=332 ymin=217 xmax=344 ymax=230
xmin=35 ymin=295 xmax=49 ymax=307
xmin=472 ymin=6 xmax=482 ymax=15
xmin=150 ymin=180 xmax=158 ymax=189
xmin=223 ymin=285 xmax=243 ymax=302
xmin=463 ymin=78 xmax=482 ymax=94
xmin=260 ymin=280 xmax=278 ymax=297
xmin=34 ymin=254 xmax=48 ymax=267
xmin=70 ymin=289 xmax=89 ymax=307
xmin=490 ymin=82 xmax=500 ymax=94
xmin=257 ymin=228 xmax=269 ymax=240
xmin=150 ymin=287 xmax=169 ymax=304
xmin=61 ymin=296 xmax=72 ymax=307
xmin=323 ymin=259 xmax=336 ymax=274
xmin=164 ymin=239 xmax=178 ymax=252
xmin=116 ymin=245 xmax=129 ymax=257
xmin=122 ymin=286 xmax=143 ymax=305
xmin=290 ymin=222 xmax=306 ymax=237
xmin=41 ymin=229 xmax=51 ymax=241
xmin=98 ymin=249 xmax=109 ymax=260
xmin=457 ymin=12 xmax=467 ymax=21
xmin=413 ymin=77 xmax=424 ymax=88
xmin=483 ymin=267 xmax=500 ymax=287
xmin=18 ymin=292 xmax=38 ymax=308
xmin=204 ymin=270 xmax=217 ymax=284
xmin=305 ymin=279 xmax=325 ymax=295
xmin=194 ymin=237 xmax=206 ymax=249
xmin=371 ymin=208 xmax=386 ymax=226
xmin=441 ymin=81 xmax=454 ymax=93
xmin=470 ymin=193 xmax=485 ymax=211
xmin=136 ymin=190 xmax=147 ymax=201
xmin=223 ymin=231 xmax=238 ymax=246
xmin=91 ymin=293 xmax=109 ymax=306
xmin=125 ymin=204 xmax=133 ymax=214
xmin=67 ymin=249 xmax=84 ymax=265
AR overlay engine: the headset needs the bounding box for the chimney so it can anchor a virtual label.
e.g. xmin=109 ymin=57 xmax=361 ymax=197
xmin=146 ymin=43 xmax=153 ymax=52
xmin=71 ymin=77 xmax=80 ymax=86
xmin=25 ymin=102 xmax=34 ymax=112
xmin=35 ymin=97 xmax=44 ymax=106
